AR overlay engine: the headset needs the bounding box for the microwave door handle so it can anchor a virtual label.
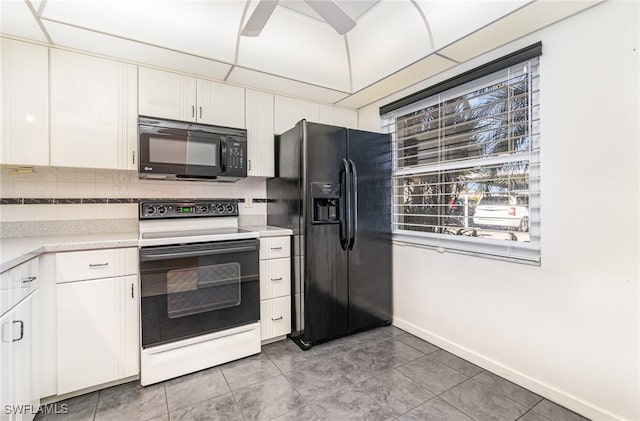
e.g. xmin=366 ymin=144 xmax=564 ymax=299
xmin=220 ymin=136 xmax=227 ymax=172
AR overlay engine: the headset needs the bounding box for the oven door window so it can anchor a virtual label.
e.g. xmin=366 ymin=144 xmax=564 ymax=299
xmin=166 ymin=263 xmax=241 ymax=318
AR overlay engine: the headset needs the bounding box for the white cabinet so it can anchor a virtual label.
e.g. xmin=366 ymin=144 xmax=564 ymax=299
xmin=1 ymin=39 xmax=49 ymax=167
xmin=1 ymin=258 xmax=39 ymax=320
xmin=139 ymin=67 xmax=245 ymax=128
xmin=274 ymin=95 xmax=320 ymax=134
xmin=55 ymin=248 xmax=139 ymax=396
xmin=1 ymin=291 xmax=38 ymax=421
xmin=259 ymin=236 xmax=291 ymax=343
xmin=50 ymin=49 xmax=137 ymax=170
xmin=246 ymin=90 xmax=274 ymax=177
xmin=319 ymin=105 xmax=358 ymax=129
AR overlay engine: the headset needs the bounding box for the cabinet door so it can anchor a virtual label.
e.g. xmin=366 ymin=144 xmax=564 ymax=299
xmin=0 ymin=308 xmax=14 ymax=421
xmin=139 ymin=67 xmax=196 ymax=122
xmin=14 ymin=293 xmax=38 ymax=421
xmin=121 ymin=275 xmax=139 ymax=379
xmin=56 ymin=278 xmax=120 ymax=394
xmin=246 ymin=90 xmax=274 ymax=177
xmin=319 ymin=105 xmax=358 ymax=129
xmin=0 ymin=39 xmax=49 ymax=166
xmin=269 ymin=258 xmax=291 ymax=299
xmin=196 ymin=79 xmax=245 ymax=128
xmin=274 ymin=95 xmax=320 ymax=134
xmin=50 ymin=50 xmax=137 ymax=170
xmin=270 ymin=296 xmax=291 ymax=338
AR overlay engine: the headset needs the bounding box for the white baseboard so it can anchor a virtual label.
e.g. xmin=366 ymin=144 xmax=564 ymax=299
xmin=392 ymin=317 xmax=624 ymax=421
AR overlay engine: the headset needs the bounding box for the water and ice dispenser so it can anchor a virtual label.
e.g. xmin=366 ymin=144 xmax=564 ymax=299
xmin=311 ymin=182 xmax=340 ymax=224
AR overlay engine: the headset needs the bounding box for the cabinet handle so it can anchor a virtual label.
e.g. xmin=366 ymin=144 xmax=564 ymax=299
xmin=12 ymin=320 xmax=24 ymax=342
xmin=89 ymin=262 xmax=109 ymax=268
xmin=248 ymin=160 xmax=251 ymax=171
xmin=199 ymin=106 xmax=203 ymax=119
xmin=270 ymin=247 xmax=283 ymax=251
xmin=132 ymin=151 xmax=136 ymax=165
xmin=191 ymin=105 xmax=195 ymax=118
xmin=271 ymin=277 xmax=283 ymax=281
xmin=21 ymin=276 xmax=37 ymax=283
xmin=271 ymin=316 xmax=283 ymax=321
xmin=131 ymin=283 xmax=135 ymax=298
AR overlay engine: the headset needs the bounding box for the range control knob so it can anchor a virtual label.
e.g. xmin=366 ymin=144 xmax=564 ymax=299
xmin=225 ymin=204 xmax=234 ymax=213
xmin=144 ymin=205 xmax=156 ymax=215
xmin=157 ymin=206 xmax=167 ymax=215
xmin=197 ymin=205 xmax=209 ymax=214
xmin=215 ymin=204 xmax=225 ymax=213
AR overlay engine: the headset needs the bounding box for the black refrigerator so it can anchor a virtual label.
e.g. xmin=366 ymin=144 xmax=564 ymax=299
xmin=267 ymin=120 xmax=392 ymax=349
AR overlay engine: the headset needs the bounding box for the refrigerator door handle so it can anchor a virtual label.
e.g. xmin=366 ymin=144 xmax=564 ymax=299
xmin=340 ymin=158 xmax=351 ymax=250
xmin=348 ymin=159 xmax=358 ymax=250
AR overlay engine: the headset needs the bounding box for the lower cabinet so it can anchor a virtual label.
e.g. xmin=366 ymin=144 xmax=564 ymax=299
xmin=259 ymin=235 xmax=292 ymax=343
xmin=260 ymin=296 xmax=291 ymax=342
xmin=1 ymin=291 xmax=38 ymax=421
xmin=56 ymin=275 xmax=139 ymax=395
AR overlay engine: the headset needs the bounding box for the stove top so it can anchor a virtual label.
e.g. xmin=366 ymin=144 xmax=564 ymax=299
xmin=138 ymin=200 xmax=259 ymax=247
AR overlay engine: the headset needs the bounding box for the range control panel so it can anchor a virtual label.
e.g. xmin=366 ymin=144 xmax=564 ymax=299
xmin=140 ymin=200 xmax=238 ymax=219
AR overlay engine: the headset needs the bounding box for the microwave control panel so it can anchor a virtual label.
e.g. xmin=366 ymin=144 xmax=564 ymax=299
xmin=226 ymin=139 xmax=247 ymax=177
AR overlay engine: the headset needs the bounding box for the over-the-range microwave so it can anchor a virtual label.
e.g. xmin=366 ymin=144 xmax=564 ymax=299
xmin=138 ymin=116 xmax=247 ymax=182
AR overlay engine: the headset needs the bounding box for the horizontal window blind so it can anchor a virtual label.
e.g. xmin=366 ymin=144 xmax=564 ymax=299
xmin=382 ymin=56 xmax=541 ymax=262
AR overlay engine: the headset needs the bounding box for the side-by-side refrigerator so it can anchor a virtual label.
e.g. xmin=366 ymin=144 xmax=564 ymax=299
xmin=267 ymin=120 xmax=392 ymax=349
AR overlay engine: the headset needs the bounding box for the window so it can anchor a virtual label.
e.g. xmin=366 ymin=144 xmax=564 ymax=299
xmin=381 ymin=45 xmax=541 ymax=262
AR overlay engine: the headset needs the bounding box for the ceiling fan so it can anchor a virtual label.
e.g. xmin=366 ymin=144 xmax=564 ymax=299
xmin=241 ymin=0 xmax=357 ymax=37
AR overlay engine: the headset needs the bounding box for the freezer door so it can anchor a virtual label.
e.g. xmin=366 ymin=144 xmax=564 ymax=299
xmin=347 ymin=129 xmax=392 ymax=332
xmin=303 ymin=122 xmax=349 ymax=344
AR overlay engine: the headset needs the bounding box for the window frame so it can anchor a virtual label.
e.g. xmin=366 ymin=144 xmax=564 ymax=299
xmin=380 ymin=44 xmax=542 ymax=264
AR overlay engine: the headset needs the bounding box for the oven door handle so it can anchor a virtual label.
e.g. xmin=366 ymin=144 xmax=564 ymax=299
xmin=140 ymin=244 xmax=258 ymax=261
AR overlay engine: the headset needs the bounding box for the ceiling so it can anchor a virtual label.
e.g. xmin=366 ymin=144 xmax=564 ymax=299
xmin=1 ymin=0 xmax=599 ymax=108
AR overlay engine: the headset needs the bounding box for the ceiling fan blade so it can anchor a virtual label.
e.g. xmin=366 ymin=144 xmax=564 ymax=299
xmin=305 ymin=0 xmax=356 ymax=35
xmin=241 ymin=0 xmax=280 ymax=37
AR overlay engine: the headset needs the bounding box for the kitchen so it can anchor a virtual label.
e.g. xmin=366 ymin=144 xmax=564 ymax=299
xmin=0 ymin=1 xmax=638 ymax=420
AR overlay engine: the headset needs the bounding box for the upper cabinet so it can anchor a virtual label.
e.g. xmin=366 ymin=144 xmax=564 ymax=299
xmin=139 ymin=67 xmax=245 ymax=128
xmin=50 ymin=49 xmax=137 ymax=170
xmin=274 ymin=95 xmax=357 ymax=134
xmin=246 ymin=90 xmax=274 ymax=177
xmin=1 ymin=39 xmax=49 ymax=166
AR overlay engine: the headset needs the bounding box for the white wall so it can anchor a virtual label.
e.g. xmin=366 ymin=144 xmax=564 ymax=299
xmin=359 ymin=2 xmax=639 ymax=420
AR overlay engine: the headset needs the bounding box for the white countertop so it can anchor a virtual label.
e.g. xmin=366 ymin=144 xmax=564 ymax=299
xmin=242 ymin=225 xmax=293 ymax=237
xmin=1 ymin=232 xmax=139 ymax=272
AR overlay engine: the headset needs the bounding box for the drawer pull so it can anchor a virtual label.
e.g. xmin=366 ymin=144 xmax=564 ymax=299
xmin=271 ymin=316 xmax=283 ymax=321
xmin=12 ymin=320 xmax=24 ymax=342
xmin=271 ymin=277 xmax=283 ymax=281
xmin=270 ymin=247 xmax=283 ymax=251
xmin=21 ymin=276 xmax=37 ymax=283
xmin=89 ymin=262 xmax=109 ymax=268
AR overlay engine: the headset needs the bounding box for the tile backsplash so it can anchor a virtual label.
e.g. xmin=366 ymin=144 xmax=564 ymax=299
xmin=0 ymin=167 xmax=267 ymax=225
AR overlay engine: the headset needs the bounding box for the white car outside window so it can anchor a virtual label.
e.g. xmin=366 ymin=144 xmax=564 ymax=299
xmin=472 ymin=195 xmax=529 ymax=232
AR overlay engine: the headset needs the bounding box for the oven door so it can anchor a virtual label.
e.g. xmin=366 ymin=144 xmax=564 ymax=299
xmin=139 ymin=124 xmax=223 ymax=179
xmin=139 ymin=239 xmax=259 ymax=348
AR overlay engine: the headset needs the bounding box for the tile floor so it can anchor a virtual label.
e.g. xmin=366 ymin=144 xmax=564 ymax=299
xmin=35 ymin=326 xmax=590 ymax=421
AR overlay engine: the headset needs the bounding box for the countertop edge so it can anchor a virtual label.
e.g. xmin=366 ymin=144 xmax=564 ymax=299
xmin=242 ymin=225 xmax=294 ymax=237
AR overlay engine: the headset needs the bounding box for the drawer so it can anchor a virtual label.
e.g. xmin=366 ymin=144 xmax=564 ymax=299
xmin=259 ymin=258 xmax=291 ymax=300
xmin=270 ymin=296 xmax=291 ymax=338
xmin=259 ymin=236 xmax=290 ymax=260
xmin=56 ymin=248 xmax=138 ymax=283
xmin=1 ymin=258 xmax=39 ymax=316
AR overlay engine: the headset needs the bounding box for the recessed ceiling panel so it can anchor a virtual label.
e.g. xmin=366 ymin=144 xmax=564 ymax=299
xmin=42 ymin=0 xmax=243 ymax=63
xmin=43 ymin=20 xmax=231 ymax=80
xmin=440 ymin=1 xmax=601 ymax=62
xmin=227 ymin=67 xmax=349 ymax=104
xmin=348 ymin=0 xmax=431 ymax=91
xmin=415 ymin=1 xmax=530 ymax=52
xmin=0 ymin=0 xmax=48 ymax=42
xmin=238 ymin=6 xmax=351 ymax=92
xmin=337 ymin=53 xmax=455 ymax=109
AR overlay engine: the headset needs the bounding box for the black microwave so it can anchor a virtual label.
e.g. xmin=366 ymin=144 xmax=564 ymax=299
xmin=138 ymin=116 xmax=247 ymax=182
